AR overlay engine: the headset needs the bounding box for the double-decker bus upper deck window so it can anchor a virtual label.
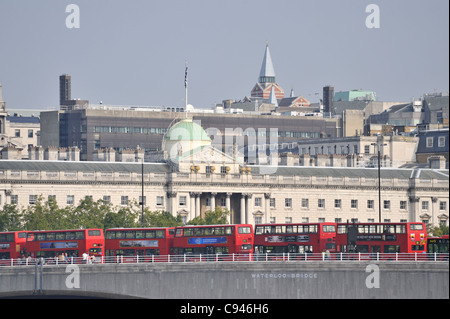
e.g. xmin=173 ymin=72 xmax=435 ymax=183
xmin=337 ymin=225 xmax=347 ymax=234
xmin=46 ymin=233 xmax=56 ymax=241
xmin=36 ymin=233 xmax=46 ymax=241
xmin=106 ymin=231 xmax=115 ymax=239
xmin=155 ymin=230 xmax=165 ymax=238
xmin=398 ymin=225 xmax=406 ymax=234
xmin=225 ymin=227 xmax=233 ymax=235
xmin=88 ymin=230 xmax=101 ymax=237
xmin=145 ymin=230 xmax=155 ymax=238
xmin=125 ymin=231 xmax=135 ymax=239
xmin=18 ymin=232 xmax=27 ymax=239
xmin=204 ymin=228 xmax=214 ymax=235
xmin=0 ymin=233 xmax=14 ymax=242
xmin=215 ymin=227 xmax=225 ymax=235
xmin=410 ymin=224 xmax=423 ymax=230
xmin=184 ymin=228 xmax=193 ymax=236
xmin=175 ymin=229 xmax=183 ymax=237
xmin=194 ymin=228 xmax=203 ymax=236
xmin=286 ymin=225 xmax=295 ymax=233
xmin=383 ymin=225 xmax=395 ymax=233
xmin=255 ymin=226 xmax=264 ymax=235
xmin=56 ymin=232 xmax=65 ymax=240
xmin=238 ymin=227 xmax=251 ymax=234
xmin=66 ymin=232 xmax=76 ymax=240
xmin=323 ymin=225 xmax=336 ymax=233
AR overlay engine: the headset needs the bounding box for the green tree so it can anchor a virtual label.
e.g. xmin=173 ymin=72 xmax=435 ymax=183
xmin=144 ymin=210 xmax=183 ymax=227
xmin=188 ymin=207 xmax=230 ymax=225
xmin=0 ymin=204 xmax=22 ymax=231
xmin=22 ymin=196 xmax=68 ymax=230
xmin=104 ymin=205 xmax=140 ymax=229
xmin=69 ymin=196 xmax=112 ymax=229
xmin=427 ymin=223 xmax=449 ymax=237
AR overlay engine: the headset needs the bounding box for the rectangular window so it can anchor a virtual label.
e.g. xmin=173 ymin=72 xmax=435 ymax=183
xmin=438 ymin=136 xmax=445 ymax=147
xmin=121 ymin=196 xmax=128 ymax=206
xmin=270 ymin=198 xmax=276 ymax=207
xmin=426 ymin=137 xmax=433 ymax=148
xmin=400 ymin=201 xmax=407 ymax=210
xmin=11 ymin=195 xmax=18 ymax=204
xmin=179 ymin=196 xmax=187 ymax=206
xmin=301 ymin=198 xmax=309 ymax=208
xmin=285 ymin=198 xmax=292 ymax=208
xmin=29 ymin=195 xmax=37 ymax=205
xmin=67 ymin=195 xmax=75 ymax=205
xmin=103 ymin=196 xmax=111 ymax=204
xmin=440 ymin=201 xmax=447 ymax=211
xmin=367 ymin=200 xmax=374 ymax=209
xmin=422 ymin=201 xmax=429 ymax=210
xmin=351 ymin=199 xmax=358 ymax=209
xmin=156 ymin=196 xmax=164 ymax=206
xmin=318 ymin=199 xmax=325 ymax=209
xmin=334 ymin=199 xmax=341 ymax=209
xmin=254 ymin=197 xmax=262 ymax=207
xmin=383 ymin=200 xmax=390 ymax=210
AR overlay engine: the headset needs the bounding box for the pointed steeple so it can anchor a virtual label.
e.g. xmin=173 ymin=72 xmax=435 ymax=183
xmin=258 ymin=42 xmax=276 ymax=84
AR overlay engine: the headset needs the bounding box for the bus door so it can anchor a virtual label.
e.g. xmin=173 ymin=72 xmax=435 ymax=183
xmin=205 ymin=246 xmax=215 ymax=255
xmin=371 ymin=245 xmax=381 ymax=254
xmin=136 ymin=249 xmax=144 ymax=257
xmin=288 ymin=244 xmax=298 ymax=253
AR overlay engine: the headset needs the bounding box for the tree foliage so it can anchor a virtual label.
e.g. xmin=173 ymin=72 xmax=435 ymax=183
xmin=0 ymin=196 xmax=183 ymax=231
xmin=188 ymin=207 xmax=230 ymax=225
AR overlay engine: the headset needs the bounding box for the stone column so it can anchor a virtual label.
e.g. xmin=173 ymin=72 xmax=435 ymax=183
xmin=195 ymin=193 xmax=201 ymax=218
xmin=226 ymin=193 xmax=232 ymax=223
xmin=264 ymin=193 xmax=271 ymax=224
xmin=210 ymin=192 xmax=217 ymax=211
xmin=245 ymin=193 xmax=253 ymax=224
xmin=240 ymin=194 xmax=246 ymax=224
xmin=409 ymin=196 xmax=420 ymax=222
xmin=189 ymin=192 xmax=196 ymax=221
xmin=167 ymin=191 xmax=177 ymax=217
xmin=431 ymin=197 xmax=439 ymax=226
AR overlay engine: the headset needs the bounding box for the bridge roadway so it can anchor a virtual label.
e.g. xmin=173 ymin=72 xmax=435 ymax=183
xmin=0 ymin=261 xmax=448 ymax=299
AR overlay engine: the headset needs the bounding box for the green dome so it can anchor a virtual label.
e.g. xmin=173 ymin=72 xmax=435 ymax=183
xmin=163 ymin=118 xmax=211 ymax=142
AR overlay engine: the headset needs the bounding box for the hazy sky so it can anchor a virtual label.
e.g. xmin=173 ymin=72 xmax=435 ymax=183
xmin=0 ymin=0 xmax=448 ymax=110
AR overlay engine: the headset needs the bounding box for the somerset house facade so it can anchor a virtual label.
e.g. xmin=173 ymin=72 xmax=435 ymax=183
xmin=0 ymin=118 xmax=448 ymax=227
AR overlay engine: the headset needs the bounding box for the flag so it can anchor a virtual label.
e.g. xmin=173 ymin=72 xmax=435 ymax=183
xmin=184 ymin=65 xmax=188 ymax=88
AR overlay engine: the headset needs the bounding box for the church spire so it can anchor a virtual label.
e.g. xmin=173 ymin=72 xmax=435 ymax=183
xmin=258 ymin=42 xmax=276 ymax=84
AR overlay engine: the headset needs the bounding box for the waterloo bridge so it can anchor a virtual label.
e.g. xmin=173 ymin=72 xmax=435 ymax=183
xmin=0 ymin=258 xmax=448 ymax=299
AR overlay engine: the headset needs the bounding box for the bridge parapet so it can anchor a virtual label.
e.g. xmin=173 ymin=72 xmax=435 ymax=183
xmin=0 ymin=261 xmax=448 ymax=299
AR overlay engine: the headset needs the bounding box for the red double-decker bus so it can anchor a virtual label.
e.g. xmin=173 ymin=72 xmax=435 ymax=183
xmin=172 ymin=224 xmax=253 ymax=258
xmin=0 ymin=231 xmax=28 ymax=262
xmin=253 ymin=223 xmax=337 ymax=256
xmin=25 ymin=229 xmax=104 ymax=261
xmin=104 ymin=227 xmax=175 ymax=261
xmin=335 ymin=222 xmax=427 ymax=256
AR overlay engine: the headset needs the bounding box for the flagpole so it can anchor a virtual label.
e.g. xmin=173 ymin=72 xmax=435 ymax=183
xmin=184 ymin=60 xmax=188 ymax=110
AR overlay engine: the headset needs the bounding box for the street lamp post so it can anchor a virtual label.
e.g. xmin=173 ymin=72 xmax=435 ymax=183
xmin=140 ymin=156 xmax=145 ymax=227
xmin=371 ymin=141 xmax=387 ymax=223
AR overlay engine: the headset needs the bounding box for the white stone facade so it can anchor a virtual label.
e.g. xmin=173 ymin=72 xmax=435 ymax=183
xmin=0 ymin=161 xmax=448 ymax=228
